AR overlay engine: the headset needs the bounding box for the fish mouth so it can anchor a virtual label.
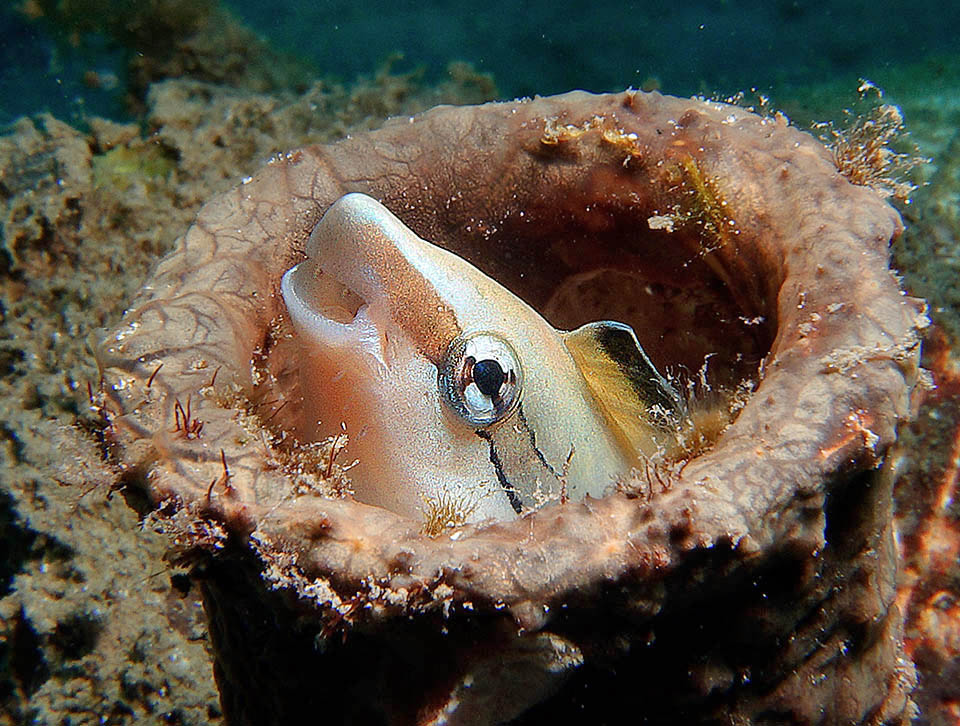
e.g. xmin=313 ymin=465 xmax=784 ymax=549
xmin=282 ymin=263 xmax=365 ymax=332
xmin=295 ymin=266 xmax=365 ymax=325
xmin=272 ymin=262 xmax=387 ymax=441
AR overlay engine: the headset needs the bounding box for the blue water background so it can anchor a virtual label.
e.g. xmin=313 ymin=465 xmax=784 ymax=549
xmin=230 ymin=0 xmax=958 ymax=95
xmin=1 ymin=0 xmax=957 ymax=125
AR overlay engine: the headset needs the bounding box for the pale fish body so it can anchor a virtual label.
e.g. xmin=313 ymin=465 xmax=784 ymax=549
xmin=281 ymin=193 xmax=684 ymax=524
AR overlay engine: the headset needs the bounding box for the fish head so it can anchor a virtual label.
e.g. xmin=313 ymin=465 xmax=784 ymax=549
xmin=281 ymin=193 xmax=680 ymax=525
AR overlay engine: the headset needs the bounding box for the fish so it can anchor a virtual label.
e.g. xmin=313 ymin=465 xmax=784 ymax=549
xmin=280 ymin=193 xmax=686 ymax=525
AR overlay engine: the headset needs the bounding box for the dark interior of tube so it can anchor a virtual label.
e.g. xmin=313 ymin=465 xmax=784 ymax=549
xmin=432 ymin=201 xmax=777 ymax=394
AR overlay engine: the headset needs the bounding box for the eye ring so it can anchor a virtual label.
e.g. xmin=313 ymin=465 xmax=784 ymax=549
xmin=439 ymin=332 xmax=523 ymax=428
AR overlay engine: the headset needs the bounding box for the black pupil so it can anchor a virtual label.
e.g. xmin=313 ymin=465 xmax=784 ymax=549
xmin=473 ymin=358 xmax=506 ymax=397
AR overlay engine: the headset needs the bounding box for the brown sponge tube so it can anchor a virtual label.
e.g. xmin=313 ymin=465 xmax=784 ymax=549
xmin=100 ymin=90 xmax=926 ymax=724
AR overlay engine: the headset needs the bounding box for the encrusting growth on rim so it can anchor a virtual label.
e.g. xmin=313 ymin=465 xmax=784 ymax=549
xmin=815 ymin=80 xmax=928 ymax=202
xmin=419 ymin=487 xmax=482 ymax=537
xmin=541 ymin=114 xmax=645 ymax=165
xmin=172 ymin=396 xmax=203 ymax=439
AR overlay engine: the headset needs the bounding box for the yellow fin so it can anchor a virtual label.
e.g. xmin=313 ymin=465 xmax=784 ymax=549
xmin=563 ymin=321 xmax=688 ymax=460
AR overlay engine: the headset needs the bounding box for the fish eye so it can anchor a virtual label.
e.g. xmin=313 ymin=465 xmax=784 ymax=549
xmin=439 ymin=332 xmax=523 ymax=428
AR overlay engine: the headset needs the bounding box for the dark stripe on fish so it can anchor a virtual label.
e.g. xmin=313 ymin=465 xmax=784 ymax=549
xmin=516 ymin=404 xmax=564 ymax=480
xmin=476 ymin=429 xmax=524 ymax=514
